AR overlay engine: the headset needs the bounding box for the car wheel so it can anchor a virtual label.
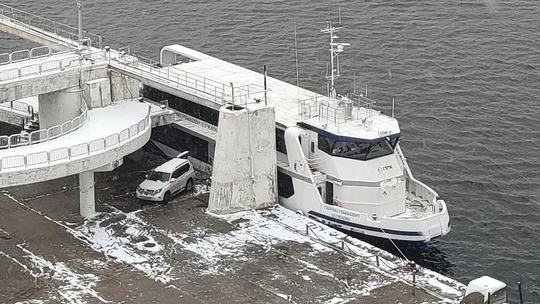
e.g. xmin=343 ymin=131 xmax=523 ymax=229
xmin=161 ymin=191 xmax=171 ymax=205
xmin=186 ymin=179 xmax=193 ymax=192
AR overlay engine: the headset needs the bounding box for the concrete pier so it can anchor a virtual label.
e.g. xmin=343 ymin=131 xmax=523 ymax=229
xmin=78 ymin=170 xmax=95 ymax=217
xmin=0 ymin=150 xmax=466 ymax=303
xmin=208 ymin=104 xmax=277 ymax=213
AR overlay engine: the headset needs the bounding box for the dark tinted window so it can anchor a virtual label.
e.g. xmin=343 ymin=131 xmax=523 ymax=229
xmin=148 ymin=171 xmax=170 ymax=182
xmin=318 ymin=134 xmax=335 ymax=154
xmin=143 ymin=85 xmax=219 ymax=126
xmin=152 ymin=126 xmax=209 ymax=162
xmin=172 ymin=164 xmax=189 ymax=178
xmin=318 ymin=135 xmax=399 ymax=161
xmin=277 ymin=171 xmax=294 ymax=198
xmin=276 ymin=128 xmax=287 ymax=154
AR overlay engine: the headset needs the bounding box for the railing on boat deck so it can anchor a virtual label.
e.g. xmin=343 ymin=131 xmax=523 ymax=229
xmin=298 ymin=92 xmax=378 ymax=129
xmin=396 ymin=145 xmax=441 ymax=213
xmin=111 ymin=50 xmax=270 ymax=106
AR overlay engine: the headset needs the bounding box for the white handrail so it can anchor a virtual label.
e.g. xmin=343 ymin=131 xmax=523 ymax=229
xmin=0 ymin=3 xmax=103 ymax=49
xmin=0 ymin=44 xmax=71 ymax=66
xmin=0 ymin=112 xmax=151 ymax=171
xmin=0 ymin=49 xmax=106 ymax=82
xmin=0 ymin=98 xmax=89 ymax=149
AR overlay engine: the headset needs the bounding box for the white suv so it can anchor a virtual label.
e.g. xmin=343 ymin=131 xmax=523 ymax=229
xmin=136 ymin=152 xmax=196 ymax=203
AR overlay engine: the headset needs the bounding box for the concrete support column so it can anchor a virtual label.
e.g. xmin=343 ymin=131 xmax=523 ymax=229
xmin=79 ymin=171 xmax=95 ymax=217
xmin=109 ymin=70 xmax=141 ymax=102
xmin=38 ymin=86 xmax=82 ymax=129
xmin=208 ymin=104 xmax=277 ymax=214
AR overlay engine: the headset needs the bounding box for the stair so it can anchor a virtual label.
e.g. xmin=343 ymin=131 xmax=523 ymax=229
xmin=311 ymin=169 xmax=327 ymax=185
xmin=23 ymin=117 xmax=39 ymax=132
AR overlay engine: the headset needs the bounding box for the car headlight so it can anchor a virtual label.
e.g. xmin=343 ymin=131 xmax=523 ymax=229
xmin=153 ymin=188 xmax=162 ymax=195
xmin=137 ymin=186 xmax=143 ymax=193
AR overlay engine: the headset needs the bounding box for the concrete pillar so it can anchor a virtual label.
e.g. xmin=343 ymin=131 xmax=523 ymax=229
xmin=208 ymin=103 xmax=277 ymax=213
xmin=79 ymin=171 xmax=95 ymax=217
xmin=38 ymin=86 xmax=82 ymax=129
xmin=109 ymin=70 xmax=141 ymax=101
xmin=83 ymin=78 xmax=111 ymax=109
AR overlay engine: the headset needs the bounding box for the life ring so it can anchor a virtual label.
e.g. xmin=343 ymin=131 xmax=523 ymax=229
xmin=332 ymin=199 xmax=342 ymax=207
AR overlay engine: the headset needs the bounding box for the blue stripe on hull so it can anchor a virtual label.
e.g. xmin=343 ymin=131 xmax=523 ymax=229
xmin=308 ymin=211 xmax=423 ymax=237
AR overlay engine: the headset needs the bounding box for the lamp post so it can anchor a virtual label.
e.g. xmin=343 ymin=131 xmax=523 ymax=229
xmin=76 ymin=0 xmax=83 ymax=42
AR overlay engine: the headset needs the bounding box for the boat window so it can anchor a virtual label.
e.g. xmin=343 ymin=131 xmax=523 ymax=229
xmin=277 ymin=171 xmax=295 ymax=198
xmin=276 ymin=128 xmax=287 ymax=154
xmin=318 ymin=135 xmax=399 ymax=161
xmin=147 ymin=171 xmax=171 ymax=182
xmin=318 ymin=134 xmax=335 ymax=154
xmin=152 ymin=126 xmax=209 ymax=162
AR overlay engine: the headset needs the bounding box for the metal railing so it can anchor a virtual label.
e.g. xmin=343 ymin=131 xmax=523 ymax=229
xmin=0 ymin=98 xmax=88 ymax=149
xmin=110 ymin=51 xmax=270 ymax=106
xmin=111 ymin=52 xmax=231 ymax=103
xmin=0 ymin=49 xmax=105 ymax=82
xmin=0 ymin=3 xmax=102 ymax=49
xmin=0 ymin=100 xmax=35 ymax=118
xmin=299 ymin=91 xmax=378 ymax=119
xmin=0 ymin=44 xmax=71 ymax=66
xmin=0 ymin=109 xmax=151 ymax=171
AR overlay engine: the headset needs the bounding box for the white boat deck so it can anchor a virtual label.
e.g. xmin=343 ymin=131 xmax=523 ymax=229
xmin=164 ymin=45 xmax=400 ymax=140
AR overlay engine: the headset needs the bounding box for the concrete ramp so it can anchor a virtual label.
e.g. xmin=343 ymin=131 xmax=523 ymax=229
xmin=0 ymin=100 xmax=151 ymax=187
xmin=0 ymin=51 xmax=108 ymax=103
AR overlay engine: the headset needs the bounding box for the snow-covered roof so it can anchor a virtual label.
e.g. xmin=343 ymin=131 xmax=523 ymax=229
xmin=465 ymin=276 xmax=506 ymax=300
xmin=153 ymin=157 xmax=189 ymax=173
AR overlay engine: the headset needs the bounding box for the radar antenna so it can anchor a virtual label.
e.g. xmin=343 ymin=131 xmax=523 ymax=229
xmin=321 ymin=6 xmax=350 ymax=99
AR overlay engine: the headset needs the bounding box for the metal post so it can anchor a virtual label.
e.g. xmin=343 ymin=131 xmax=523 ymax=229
xmin=76 ymin=0 xmax=83 ymax=42
xmin=518 ymin=281 xmax=524 ymax=304
xmin=264 ymin=65 xmax=268 ymax=105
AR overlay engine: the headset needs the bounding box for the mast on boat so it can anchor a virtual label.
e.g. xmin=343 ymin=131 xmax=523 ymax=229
xmin=321 ymin=7 xmax=350 ymax=99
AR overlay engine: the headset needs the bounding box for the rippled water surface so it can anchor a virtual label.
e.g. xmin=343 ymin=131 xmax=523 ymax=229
xmin=1 ymin=0 xmax=539 ymax=302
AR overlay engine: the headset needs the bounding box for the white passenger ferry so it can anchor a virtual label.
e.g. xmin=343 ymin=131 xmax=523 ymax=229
xmin=142 ymin=19 xmax=450 ymax=242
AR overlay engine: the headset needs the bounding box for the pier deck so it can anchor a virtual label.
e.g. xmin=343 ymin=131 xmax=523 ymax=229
xmin=0 ymin=147 xmax=464 ymax=304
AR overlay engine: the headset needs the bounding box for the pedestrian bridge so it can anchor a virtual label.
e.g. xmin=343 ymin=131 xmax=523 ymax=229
xmin=0 ymin=99 xmax=151 ymax=187
xmin=0 ymin=4 xmax=201 ymax=216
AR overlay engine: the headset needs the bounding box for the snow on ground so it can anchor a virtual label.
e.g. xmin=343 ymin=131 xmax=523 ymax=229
xmin=2 ymin=187 xmax=464 ymax=303
xmin=1 ymin=246 xmax=108 ymax=304
xmin=54 ymin=189 xmax=464 ymax=303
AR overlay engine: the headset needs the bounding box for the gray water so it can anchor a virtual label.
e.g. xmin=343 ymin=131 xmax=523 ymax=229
xmin=1 ymin=0 xmax=539 ymax=302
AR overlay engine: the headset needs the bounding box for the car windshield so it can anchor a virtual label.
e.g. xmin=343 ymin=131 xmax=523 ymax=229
xmin=147 ymin=171 xmax=170 ymax=183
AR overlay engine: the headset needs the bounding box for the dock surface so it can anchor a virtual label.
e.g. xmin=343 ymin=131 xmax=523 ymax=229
xmin=0 ymin=147 xmax=464 ymax=304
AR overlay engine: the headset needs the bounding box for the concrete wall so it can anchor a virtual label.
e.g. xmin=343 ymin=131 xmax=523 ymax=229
xmin=208 ymin=104 xmax=277 ymax=213
xmin=0 ymin=108 xmax=27 ymax=127
xmin=0 ymin=61 xmax=108 ymax=103
xmin=109 ymin=70 xmax=141 ymax=102
xmin=38 ymin=87 xmax=82 ymax=130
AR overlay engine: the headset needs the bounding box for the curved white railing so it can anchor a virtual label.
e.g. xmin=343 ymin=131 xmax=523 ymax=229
xmin=0 ymin=111 xmax=150 ymax=171
xmin=0 ymin=99 xmax=88 ymax=149
xmin=0 ymin=44 xmax=71 ymax=66
xmin=0 ymin=49 xmax=105 ymax=82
